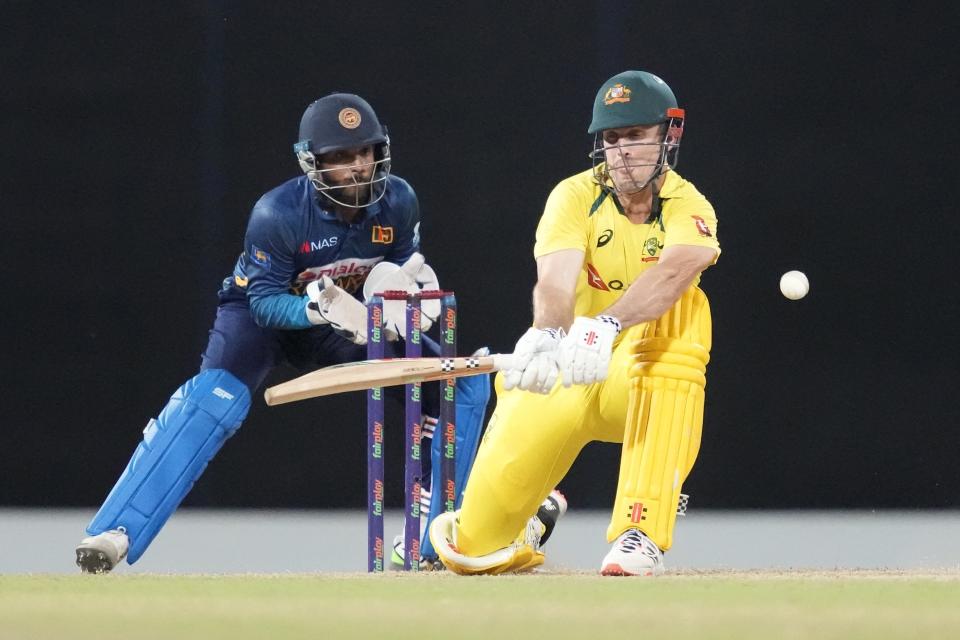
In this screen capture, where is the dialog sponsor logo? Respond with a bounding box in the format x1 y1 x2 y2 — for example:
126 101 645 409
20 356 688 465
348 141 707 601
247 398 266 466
295 256 382 293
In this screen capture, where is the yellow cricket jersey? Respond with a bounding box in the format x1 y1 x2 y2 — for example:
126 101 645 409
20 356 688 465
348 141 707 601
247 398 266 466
534 168 720 318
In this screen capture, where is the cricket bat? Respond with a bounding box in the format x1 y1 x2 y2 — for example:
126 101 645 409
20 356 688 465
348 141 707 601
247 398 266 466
264 354 512 405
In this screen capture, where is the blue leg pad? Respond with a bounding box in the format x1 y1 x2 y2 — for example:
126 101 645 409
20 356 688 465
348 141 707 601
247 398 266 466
86 369 250 564
421 372 491 560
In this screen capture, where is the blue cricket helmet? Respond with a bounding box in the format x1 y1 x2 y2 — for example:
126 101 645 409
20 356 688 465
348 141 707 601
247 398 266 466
293 93 392 208
296 93 389 155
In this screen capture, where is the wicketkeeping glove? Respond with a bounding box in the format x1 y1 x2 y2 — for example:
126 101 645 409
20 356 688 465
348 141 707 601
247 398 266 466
306 276 397 344
502 327 565 394
557 315 621 386
362 252 441 338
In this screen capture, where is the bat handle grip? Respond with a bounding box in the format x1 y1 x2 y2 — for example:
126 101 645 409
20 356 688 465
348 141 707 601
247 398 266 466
490 353 514 372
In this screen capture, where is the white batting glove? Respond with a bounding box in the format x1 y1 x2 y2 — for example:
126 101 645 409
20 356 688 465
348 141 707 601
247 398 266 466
362 252 441 337
306 276 397 345
557 315 621 386
502 327 564 394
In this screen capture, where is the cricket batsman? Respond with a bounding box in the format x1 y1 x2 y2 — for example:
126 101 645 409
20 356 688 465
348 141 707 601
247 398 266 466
75 93 526 573
430 70 720 576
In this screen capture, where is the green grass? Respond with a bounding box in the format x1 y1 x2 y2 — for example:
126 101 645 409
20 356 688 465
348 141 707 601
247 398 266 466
1 571 958 640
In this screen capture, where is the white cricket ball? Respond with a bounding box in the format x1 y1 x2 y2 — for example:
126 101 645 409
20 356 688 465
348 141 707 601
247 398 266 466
779 270 809 300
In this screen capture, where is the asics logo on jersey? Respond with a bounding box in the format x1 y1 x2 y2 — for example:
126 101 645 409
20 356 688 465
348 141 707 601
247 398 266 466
597 229 613 248
298 236 339 253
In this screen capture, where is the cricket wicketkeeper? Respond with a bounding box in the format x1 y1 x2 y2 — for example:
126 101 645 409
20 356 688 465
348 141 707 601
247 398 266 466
430 70 721 576
75 93 513 572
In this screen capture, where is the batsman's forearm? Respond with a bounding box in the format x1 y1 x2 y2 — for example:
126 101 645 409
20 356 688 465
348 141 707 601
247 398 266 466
603 263 696 329
532 281 576 331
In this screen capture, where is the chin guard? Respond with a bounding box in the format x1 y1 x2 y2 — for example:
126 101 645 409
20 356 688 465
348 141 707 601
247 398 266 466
294 141 392 209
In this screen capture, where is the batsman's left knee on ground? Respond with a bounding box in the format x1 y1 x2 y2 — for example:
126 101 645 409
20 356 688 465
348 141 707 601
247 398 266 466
447 338 637 560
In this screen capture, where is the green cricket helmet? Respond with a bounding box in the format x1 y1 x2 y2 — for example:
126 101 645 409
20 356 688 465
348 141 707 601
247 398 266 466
588 71 685 194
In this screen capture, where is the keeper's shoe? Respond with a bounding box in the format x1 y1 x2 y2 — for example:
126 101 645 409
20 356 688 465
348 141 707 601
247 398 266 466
390 534 443 571
75 527 129 574
390 534 405 568
599 528 664 576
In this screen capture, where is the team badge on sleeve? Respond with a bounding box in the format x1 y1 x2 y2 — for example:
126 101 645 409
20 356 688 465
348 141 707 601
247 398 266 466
250 245 272 269
690 215 713 238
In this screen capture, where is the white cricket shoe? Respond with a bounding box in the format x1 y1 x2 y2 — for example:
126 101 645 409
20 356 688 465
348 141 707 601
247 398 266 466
75 527 129 574
600 528 664 576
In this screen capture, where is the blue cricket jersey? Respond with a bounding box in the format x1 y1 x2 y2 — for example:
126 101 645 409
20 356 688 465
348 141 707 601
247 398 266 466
221 174 421 329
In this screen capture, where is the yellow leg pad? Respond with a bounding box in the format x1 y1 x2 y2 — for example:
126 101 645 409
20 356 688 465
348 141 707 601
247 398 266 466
607 287 711 551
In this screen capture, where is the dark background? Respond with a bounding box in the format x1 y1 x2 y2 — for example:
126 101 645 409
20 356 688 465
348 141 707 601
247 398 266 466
3 2 957 511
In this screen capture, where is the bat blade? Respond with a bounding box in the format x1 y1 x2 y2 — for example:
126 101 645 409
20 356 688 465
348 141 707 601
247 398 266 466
264 354 511 405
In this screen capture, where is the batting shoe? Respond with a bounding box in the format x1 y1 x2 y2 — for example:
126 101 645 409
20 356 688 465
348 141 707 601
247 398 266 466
535 489 567 547
505 489 567 573
75 527 129 574
504 513 548 573
600 528 665 577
